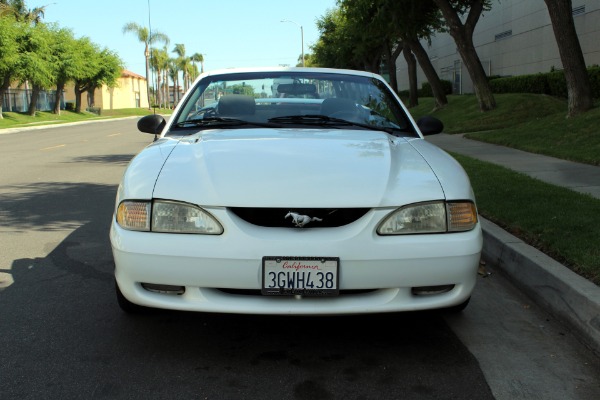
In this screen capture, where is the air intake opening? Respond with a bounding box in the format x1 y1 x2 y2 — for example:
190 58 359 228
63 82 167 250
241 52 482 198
411 285 454 296
141 283 185 295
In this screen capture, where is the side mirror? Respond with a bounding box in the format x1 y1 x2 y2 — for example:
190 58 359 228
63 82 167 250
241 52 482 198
137 114 166 135
416 116 444 136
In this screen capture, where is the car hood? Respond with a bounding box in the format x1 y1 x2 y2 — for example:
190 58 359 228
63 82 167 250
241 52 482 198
151 129 445 208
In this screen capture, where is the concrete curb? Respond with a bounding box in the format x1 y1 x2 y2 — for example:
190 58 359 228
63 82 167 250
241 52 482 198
481 218 600 355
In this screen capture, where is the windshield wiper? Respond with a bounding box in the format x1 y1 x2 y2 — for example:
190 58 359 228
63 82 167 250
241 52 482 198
175 117 279 129
268 114 402 135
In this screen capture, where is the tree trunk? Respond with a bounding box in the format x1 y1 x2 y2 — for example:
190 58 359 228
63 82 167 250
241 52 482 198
544 0 593 116
0 76 11 119
387 41 403 94
74 83 84 113
406 38 448 110
145 44 151 109
403 42 419 108
27 85 40 116
156 72 162 108
53 81 65 115
434 0 496 111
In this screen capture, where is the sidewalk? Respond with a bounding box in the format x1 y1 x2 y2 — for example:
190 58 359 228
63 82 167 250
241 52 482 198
427 133 600 355
427 133 600 199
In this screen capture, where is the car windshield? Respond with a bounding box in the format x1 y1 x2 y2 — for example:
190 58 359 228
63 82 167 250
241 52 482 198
172 71 416 136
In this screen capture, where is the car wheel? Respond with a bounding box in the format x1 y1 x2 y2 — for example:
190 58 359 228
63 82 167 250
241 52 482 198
115 281 147 314
444 296 471 313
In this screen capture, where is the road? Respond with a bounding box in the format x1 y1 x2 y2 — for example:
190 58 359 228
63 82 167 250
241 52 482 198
0 119 598 399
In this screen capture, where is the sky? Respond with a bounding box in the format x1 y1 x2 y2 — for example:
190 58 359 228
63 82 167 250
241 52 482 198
27 0 338 76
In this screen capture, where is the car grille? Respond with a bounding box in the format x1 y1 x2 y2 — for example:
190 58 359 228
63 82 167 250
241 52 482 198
229 208 370 228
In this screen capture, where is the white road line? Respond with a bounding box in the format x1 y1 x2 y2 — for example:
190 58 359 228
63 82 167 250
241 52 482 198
40 144 66 151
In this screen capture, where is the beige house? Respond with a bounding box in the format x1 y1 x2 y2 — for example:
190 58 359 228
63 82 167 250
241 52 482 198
63 69 149 110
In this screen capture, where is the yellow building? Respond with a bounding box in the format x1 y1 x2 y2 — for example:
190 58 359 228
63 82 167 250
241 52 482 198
63 69 149 110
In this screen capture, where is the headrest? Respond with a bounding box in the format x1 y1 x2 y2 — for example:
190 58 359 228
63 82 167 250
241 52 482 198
218 94 256 116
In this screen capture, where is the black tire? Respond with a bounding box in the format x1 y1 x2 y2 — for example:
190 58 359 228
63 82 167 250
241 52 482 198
443 296 471 313
115 281 148 314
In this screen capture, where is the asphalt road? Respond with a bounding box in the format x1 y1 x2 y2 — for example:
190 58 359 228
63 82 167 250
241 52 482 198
0 119 598 399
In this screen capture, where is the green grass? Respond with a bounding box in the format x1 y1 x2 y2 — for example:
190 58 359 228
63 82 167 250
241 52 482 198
0 108 172 130
453 153 600 285
409 94 600 165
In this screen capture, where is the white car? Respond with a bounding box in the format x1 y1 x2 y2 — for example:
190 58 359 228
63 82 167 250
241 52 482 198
111 67 482 315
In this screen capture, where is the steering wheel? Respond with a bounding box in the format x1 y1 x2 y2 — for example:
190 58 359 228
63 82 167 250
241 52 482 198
203 107 217 118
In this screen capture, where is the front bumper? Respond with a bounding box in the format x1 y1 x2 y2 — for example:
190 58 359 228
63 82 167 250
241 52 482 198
111 208 483 314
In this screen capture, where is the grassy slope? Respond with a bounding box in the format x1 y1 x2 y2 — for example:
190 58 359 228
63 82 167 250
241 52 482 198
409 94 600 165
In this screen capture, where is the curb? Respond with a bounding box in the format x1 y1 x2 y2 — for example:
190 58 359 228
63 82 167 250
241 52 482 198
481 218 600 355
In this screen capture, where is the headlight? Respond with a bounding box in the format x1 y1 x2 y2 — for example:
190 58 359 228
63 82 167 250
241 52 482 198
152 200 223 234
377 201 477 235
116 200 223 234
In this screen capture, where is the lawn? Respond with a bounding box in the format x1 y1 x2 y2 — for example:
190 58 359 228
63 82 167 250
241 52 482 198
0 108 172 130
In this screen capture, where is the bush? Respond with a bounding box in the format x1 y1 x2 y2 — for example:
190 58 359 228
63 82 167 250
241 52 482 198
65 102 75 111
490 66 600 99
419 79 453 97
490 73 549 95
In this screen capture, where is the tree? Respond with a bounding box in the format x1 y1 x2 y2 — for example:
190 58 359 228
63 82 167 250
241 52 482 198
150 47 169 108
0 0 46 24
317 0 446 107
86 49 122 108
544 0 593 116
380 0 447 108
0 17 20 119
312 8 362 70
17 22 55 115
433 0 496 111
122 22 169 109
402 42 419 107
173 43 191 92
72 39 123 113
48 26 79 115
190 52 204 79
168 58 179 106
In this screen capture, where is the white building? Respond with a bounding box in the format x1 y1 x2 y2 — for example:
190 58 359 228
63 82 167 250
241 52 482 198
395 0 600 94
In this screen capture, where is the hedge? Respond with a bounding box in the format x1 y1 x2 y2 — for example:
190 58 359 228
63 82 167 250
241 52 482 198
490 66 600 99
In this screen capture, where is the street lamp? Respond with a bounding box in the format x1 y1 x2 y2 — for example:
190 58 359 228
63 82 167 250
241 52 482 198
281 19 304 67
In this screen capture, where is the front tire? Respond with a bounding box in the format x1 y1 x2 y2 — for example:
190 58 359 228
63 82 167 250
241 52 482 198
115 281 147 314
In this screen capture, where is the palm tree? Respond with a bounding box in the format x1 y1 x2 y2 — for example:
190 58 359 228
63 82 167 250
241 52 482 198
172 43 189 92
122 22 169 108
150 47 169 108
190 53 204 81
168 58 179 106
0 0 46 24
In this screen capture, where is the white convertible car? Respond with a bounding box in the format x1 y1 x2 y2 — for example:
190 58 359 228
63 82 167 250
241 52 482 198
111 67 482 314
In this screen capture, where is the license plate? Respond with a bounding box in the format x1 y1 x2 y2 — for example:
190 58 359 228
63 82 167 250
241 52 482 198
262 256 339 296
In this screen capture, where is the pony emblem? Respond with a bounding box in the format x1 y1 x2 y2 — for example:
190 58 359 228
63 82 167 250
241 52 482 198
285 212 323 228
